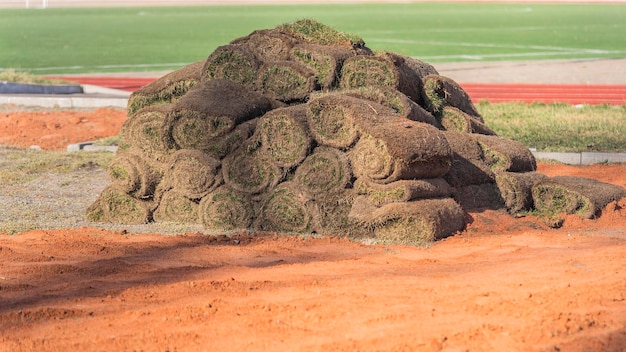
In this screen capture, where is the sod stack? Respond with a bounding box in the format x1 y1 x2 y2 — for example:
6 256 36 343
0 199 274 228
87 19 626 243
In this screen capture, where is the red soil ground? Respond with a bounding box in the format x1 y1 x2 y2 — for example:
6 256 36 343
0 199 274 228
1 108 625 351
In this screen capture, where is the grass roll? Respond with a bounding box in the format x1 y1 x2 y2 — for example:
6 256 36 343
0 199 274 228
349 196 465 245
532 176 626 219
294 146 352 197
86 186 152 224
202 44 260 89
343 86 438 126
230 28 297 61
470 134 537 173
440 106 496 135
199 118 258 160
256 60 318 102
290 43 355 89
152 189 199 224
108 148 163 199
222 142 283 197
256 182 315 233
495 171 547 214
354 178 454 206
160 149 222 200
339 52 422 103
198 185 255 230
349 119 453 184
255 105 313 168
454 183 505 211
121 104 174 163
422 74 482 120
441 131 495 187
306 94 364 149
164 79 274 149
127 60 203 115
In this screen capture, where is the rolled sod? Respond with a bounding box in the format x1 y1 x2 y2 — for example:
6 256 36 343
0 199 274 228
339 52 422 104
108 148 163 199
86 186 152 224
152 189 199 224
454 183 505 211
343 86 438 126
230 28 297 61
353 178 454 207
276 18 366 48
221 142 283 197
256 182 315 233
422 74 482 120
290 43 355 89
127 60 203 115
349 119 453 184
163 79 274 150
495 171 547 214
441 131 495 187
160 149 222 200
310 189 356 235
470 134 537 173
306 94 365 149
532 176 626 219
255 105 313 168
121 104 174 163
202 44 261 89
256 60 318 102
198 185 255 230
349 196 466 244
440 106 496 135
199 118 258 160
294 146 352 197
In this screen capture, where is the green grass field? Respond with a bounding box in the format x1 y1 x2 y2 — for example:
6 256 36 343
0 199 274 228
1 2 625 73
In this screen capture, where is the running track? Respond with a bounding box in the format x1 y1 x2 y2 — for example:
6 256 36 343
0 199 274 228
49 76 626 105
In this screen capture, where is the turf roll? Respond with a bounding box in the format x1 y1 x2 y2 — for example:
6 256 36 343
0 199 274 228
339 52 422 103
198 185 255 230
306 94 365 149
163 79 274 150
108 148 163 199
353 178 454 206
294 146 352 197
120 104 174 163
495 171 547 214
127 60 203 115
230 28 297 61
422 74 482 120
349 197 465 244
86 186 152 224
454 183 505 211
470 134 537 173
440 106 496 135
152 189 199 224
343 86 438 126
256 181 315 233
160 149 222 200
255 105 313 168
199 118 258 160
441 131 495 187
276 18 366 48
202 44 261 89
532 176 626 219
256 60 318 102
349 119 453 184
310 189 356 235
221 142 283 197
290 43 355 89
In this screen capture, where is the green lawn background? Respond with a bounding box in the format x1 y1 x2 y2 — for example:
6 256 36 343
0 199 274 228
1 2 625 74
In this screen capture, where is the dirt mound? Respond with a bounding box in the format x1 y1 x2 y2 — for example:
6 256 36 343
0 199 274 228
89 19 626 244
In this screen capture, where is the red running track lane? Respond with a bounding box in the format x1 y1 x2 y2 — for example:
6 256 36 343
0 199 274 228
48 76 626 105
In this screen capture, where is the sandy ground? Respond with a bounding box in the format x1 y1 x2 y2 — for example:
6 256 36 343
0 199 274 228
0 106 625 351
